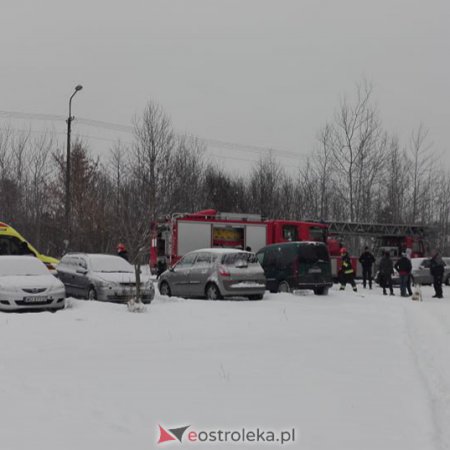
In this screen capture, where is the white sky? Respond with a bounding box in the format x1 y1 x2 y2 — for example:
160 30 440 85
0 0 449 173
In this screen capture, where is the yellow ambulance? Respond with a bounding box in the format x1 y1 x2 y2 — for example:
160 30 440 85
0 222 59 271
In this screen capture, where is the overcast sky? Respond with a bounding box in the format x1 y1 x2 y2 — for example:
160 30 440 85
1 0 449 172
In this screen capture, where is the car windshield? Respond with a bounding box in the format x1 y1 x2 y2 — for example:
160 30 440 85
90 255 133 273
411 258 426 269
0 257 48 276
221 252 258 265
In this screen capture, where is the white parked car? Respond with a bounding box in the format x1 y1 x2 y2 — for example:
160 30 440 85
0 256 66 312
56 253 155 303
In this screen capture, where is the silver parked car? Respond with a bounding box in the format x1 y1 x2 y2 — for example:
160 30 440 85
408 257 450 285
0 256 65 312
56 253 155 303
158 248 266 300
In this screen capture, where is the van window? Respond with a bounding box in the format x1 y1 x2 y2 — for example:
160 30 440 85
256 251 264 265
298 244 330 263
277 245 298 269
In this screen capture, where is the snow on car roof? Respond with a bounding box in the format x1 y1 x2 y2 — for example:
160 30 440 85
65 253 122 258
190 248 250 254
264 240 326 248
0 255 48 276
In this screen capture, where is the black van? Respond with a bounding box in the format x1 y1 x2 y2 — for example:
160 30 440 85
256 241 333 295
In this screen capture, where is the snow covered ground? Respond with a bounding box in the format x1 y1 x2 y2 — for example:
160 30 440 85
1 284 449 450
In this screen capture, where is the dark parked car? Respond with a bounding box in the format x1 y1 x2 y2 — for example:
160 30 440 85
158 248 266 300
256 241 333 295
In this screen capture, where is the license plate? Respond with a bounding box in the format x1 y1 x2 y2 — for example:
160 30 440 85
23 296 48 303
309 268 322 274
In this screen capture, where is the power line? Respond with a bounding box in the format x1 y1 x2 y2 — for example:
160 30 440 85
0 109 307 162
0 124 300 171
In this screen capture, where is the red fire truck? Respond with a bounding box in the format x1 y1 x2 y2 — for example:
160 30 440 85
150 210 429 279
150 209 330 272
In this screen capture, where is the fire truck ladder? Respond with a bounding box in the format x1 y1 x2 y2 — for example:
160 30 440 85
326 221 431 237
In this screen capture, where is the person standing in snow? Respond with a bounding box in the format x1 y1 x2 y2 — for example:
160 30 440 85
339 248 357 292
404 248 413 296
117 243 129 261
359 246 375 289
394 252 412 297
378 251 394 295
156 257 167 279
430 250 445 298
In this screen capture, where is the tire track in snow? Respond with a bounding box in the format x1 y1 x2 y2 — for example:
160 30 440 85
402 301 450 450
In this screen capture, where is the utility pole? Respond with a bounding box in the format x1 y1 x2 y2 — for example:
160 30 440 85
65 84 83 249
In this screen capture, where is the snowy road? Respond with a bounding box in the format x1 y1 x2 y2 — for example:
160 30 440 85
0 285 449 450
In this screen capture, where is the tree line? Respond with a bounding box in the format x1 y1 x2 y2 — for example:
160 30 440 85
1 81 449 259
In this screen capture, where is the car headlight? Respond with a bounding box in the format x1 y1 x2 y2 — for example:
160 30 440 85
96 279 112 288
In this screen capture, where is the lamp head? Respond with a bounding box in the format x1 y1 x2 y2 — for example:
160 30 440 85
75 85 83 92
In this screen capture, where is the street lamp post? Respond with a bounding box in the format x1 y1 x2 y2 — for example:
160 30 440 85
65 84 83 248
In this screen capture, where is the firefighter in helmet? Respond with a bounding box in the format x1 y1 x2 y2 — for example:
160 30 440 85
117 243 129 261
339 247 357 292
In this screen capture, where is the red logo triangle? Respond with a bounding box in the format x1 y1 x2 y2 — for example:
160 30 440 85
158 425 176 444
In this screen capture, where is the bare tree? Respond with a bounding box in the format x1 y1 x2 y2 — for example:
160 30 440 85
248 153 283 218
407 124 434 223
132 101 175 223
323 80 386 222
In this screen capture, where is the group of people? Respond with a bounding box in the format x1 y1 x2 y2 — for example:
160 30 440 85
338 246 377 293
339 246 445 298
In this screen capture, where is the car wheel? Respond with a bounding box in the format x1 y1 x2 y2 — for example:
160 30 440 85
88 287 97 300
314 287 329 295
278 281 290 293
206 283 222 300
159 282 172 297
248 294 264 300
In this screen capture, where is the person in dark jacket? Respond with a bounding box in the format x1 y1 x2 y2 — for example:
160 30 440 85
156 258 168 279
359 246 376 289
117 243 129 261
378 251 394 295
394 252 412 297
430 251 445 298
339 248 357 292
